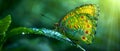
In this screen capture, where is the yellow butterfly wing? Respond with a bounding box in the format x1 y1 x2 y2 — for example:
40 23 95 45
75 4 99 17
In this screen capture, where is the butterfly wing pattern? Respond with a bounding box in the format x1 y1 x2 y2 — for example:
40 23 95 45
59 4 99 44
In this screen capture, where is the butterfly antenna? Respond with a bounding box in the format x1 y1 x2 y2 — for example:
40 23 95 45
77 44 86 51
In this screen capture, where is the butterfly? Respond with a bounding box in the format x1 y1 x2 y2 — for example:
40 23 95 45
58 4 99 45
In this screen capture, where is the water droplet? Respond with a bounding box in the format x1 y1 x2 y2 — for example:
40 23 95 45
22 32 25 35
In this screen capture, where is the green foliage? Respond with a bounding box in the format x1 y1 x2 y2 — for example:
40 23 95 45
8 27 37 38
0 15 83 51
0 15 11 33
9 27 73 45
0 15 11 50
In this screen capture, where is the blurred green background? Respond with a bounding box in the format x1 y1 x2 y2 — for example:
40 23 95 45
0 0 120 51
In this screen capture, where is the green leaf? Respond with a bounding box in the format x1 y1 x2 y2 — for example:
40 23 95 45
9 27 86 51
0 15 11 41
0 15 11 50
9 27 74 45
8 27 37 38
0 15 11 33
